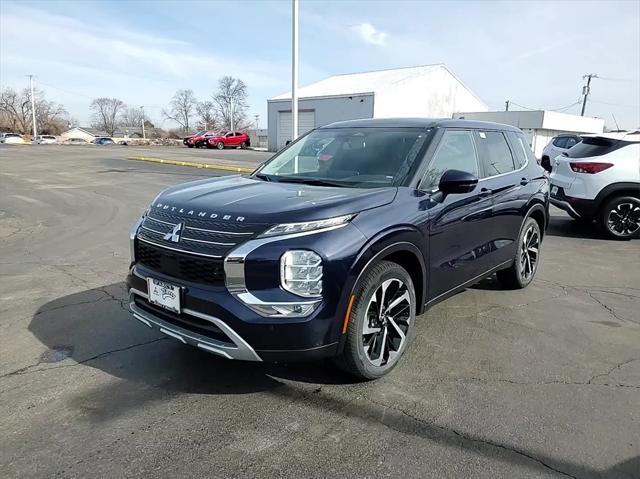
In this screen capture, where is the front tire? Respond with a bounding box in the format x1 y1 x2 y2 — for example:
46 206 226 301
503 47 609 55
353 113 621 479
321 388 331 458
599 196 640 240
335 261 416 380
497 217 541 289
217 141 225 150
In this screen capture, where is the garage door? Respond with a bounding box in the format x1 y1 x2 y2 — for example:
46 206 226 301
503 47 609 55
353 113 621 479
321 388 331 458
277 110 315 150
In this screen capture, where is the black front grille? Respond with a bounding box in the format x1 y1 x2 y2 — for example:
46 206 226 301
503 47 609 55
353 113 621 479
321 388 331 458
136 240 225 285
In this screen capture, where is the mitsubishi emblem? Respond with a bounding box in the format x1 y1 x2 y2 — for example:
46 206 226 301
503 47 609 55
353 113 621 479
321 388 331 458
163 222 184 243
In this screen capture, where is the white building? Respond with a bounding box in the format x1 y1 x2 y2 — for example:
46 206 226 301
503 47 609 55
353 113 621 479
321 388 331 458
59 127 108 142
454 110 605 158
267 64 487 151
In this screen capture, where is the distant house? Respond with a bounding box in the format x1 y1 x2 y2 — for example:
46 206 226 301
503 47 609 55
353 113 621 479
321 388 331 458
60 127 108 142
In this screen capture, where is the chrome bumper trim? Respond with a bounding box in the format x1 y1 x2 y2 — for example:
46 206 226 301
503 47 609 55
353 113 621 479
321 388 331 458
128 288 262 362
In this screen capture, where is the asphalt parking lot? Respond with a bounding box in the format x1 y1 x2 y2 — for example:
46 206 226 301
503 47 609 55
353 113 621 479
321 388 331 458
1 145 639 478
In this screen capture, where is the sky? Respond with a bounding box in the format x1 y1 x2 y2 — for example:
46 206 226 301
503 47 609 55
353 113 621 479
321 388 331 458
1 0 639 130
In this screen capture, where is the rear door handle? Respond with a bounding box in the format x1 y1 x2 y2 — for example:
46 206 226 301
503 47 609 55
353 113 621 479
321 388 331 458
520 177 530 186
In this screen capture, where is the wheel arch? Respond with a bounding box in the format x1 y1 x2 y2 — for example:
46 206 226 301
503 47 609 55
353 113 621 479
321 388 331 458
594 182 640 212
524 201 548 239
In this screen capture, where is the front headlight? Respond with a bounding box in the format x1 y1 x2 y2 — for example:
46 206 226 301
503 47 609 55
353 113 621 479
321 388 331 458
260 214 354 238
280 250 322 297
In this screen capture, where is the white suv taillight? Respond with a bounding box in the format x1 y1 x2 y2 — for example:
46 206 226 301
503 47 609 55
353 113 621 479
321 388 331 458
569 162 613 174
280 250 322 297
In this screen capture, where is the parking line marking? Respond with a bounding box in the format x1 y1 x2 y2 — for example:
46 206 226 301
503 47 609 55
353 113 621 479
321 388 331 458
126 156 254 173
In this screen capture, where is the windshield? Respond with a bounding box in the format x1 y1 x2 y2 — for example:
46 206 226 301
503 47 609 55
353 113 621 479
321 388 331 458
256 127 429 188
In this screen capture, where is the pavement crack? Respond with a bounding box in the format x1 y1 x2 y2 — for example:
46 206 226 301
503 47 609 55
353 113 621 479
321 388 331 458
588 358 640 385
360 394 578 479
0 337 166 379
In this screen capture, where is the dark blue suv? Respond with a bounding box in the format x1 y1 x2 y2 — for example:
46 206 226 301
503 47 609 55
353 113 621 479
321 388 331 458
127 118 548 379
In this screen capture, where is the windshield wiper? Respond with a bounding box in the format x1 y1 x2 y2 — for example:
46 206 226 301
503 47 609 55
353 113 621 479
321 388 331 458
254 173 272 182
274 177 352 187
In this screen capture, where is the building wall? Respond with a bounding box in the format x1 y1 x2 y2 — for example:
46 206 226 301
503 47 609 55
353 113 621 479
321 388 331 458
267 94 374 151
374 66 488 118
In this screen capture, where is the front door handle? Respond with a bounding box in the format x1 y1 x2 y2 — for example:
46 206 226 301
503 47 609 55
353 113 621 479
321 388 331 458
479 187 493 197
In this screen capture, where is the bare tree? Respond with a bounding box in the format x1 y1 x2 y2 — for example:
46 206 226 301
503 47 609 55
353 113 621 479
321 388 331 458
212 76 250 130
90 97 126 135
162 89 197 133
119 106 145 127
195 100 217 131
0 87 68 135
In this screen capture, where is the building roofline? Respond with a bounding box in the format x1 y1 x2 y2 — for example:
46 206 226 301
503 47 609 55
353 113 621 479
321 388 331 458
268 92 374 102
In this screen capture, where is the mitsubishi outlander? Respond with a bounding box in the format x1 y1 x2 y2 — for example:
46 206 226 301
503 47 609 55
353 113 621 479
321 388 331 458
127 119 549 379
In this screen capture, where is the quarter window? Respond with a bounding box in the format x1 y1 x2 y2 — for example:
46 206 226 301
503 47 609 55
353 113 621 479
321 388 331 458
420 130 478 190
477 131 516 176
553 137 568 148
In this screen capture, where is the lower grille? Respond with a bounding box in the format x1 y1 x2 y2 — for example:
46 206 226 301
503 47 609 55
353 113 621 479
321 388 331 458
136 240 225 285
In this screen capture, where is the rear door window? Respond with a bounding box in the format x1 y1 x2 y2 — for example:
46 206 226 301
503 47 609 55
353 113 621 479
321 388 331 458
553 137 568 148
475 131 516 177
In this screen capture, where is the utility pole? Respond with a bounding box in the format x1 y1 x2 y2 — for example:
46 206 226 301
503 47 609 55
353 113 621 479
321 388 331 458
27 75 37 140
230 97 234 131
505 100 510 112
254 114 259 130
140 106 146 139
291 0 299 141
580 74 598 116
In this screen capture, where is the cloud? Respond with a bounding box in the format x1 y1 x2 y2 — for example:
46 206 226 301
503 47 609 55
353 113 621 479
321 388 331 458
352 23 388 46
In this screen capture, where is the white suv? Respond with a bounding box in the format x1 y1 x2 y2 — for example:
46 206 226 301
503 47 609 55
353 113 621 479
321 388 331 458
550 131 640 239
541 134 581 172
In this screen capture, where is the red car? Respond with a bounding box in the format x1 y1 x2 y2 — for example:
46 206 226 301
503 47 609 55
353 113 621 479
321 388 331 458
206 131 250 150
184 130 222 148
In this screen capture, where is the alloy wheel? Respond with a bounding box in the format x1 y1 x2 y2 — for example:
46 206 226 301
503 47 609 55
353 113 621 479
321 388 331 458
607 202 640 237
362 278 411 367
520 225 539 281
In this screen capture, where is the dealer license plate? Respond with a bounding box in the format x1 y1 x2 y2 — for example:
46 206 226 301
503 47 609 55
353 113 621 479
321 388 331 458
147 278 181 313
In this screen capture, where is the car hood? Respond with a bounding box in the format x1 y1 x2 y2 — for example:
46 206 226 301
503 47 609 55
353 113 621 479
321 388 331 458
151 175 397 224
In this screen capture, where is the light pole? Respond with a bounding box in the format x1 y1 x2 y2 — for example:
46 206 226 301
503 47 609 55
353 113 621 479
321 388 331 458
230 97 234 131
140 106 146 139
255 114 259 130
291 0 299 141
28 75 37 140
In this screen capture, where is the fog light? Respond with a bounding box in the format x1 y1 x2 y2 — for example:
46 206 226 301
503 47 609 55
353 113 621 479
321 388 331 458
281 250 323 297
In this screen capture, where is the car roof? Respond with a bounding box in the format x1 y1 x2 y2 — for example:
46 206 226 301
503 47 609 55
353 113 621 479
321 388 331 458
321 117 521 132
581 130 640 143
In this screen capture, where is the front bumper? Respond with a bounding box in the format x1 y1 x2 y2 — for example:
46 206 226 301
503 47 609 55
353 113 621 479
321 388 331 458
127 266 340 362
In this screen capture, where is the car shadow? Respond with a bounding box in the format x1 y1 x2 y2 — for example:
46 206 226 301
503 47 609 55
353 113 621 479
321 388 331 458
28 282 359 397
546 214 607 240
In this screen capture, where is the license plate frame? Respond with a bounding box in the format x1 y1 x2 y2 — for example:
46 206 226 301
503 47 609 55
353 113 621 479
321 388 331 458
147 277 182 314
551 185 558 196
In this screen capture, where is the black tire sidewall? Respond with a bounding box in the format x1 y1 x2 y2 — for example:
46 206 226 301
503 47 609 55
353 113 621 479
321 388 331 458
348 262 416 379
514 217 540 288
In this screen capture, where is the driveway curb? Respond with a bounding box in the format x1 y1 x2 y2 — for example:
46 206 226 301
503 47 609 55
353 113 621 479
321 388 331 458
126 156 255 173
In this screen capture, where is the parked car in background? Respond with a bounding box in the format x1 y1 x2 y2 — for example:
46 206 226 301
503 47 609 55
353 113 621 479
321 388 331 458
67 138 88 145
541 135 581 172
206 131 250 149
182 130 206 148
1 133 25 144
550 131 640 239
127 118 548 379
35 135 57 144
93 137 115 145
118 140 128 145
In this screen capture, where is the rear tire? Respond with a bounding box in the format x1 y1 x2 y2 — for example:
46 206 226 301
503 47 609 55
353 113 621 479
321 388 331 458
240 141 247 149
334 261 416 380
598 196 640 240
497 217 541 289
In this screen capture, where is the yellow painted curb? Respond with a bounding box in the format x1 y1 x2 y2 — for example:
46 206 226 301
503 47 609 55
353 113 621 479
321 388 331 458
127 156 254 173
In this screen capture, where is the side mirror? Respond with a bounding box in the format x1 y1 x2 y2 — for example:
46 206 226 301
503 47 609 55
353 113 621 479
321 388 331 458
438 169 478 195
